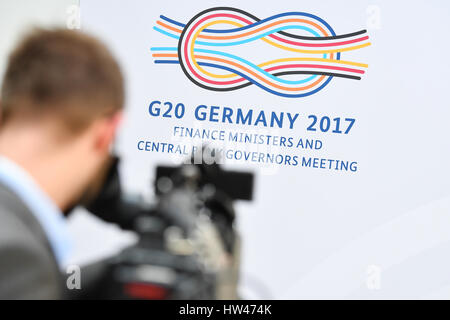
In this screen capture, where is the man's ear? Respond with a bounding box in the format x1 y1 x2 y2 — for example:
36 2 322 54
94 111 123 153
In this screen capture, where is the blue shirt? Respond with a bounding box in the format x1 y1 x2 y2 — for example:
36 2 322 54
0 156 72 268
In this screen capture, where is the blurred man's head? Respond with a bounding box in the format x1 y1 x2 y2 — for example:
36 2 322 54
0 28 124 210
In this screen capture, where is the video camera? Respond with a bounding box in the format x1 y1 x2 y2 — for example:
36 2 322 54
80 150 254 299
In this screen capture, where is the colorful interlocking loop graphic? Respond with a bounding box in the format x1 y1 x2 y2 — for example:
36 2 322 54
151 7 371 98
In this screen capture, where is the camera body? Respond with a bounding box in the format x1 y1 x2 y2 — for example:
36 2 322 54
82 155 253 299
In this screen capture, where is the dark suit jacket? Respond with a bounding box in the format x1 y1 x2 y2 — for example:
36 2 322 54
0 183 63 299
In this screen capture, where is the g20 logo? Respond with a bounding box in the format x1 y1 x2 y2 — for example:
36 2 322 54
151 7 371 98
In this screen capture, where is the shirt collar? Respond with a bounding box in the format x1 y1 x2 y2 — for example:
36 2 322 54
0 156 73 268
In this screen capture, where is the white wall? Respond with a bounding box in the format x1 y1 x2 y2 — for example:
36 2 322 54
0 0 136 272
